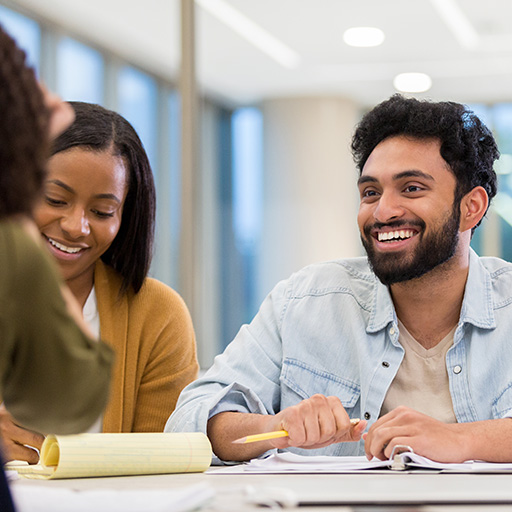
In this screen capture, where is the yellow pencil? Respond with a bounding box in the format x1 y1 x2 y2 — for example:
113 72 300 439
232 418 360 444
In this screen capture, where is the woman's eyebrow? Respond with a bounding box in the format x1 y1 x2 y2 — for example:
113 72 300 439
48 179 122 203
94 193 122 203
48 179 74 193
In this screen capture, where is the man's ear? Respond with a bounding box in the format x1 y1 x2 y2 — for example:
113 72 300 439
459 186 489 232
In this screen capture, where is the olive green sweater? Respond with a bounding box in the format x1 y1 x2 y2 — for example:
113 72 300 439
0 220 113 434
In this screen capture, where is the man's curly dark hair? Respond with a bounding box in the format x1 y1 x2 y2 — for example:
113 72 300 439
0 25 49 219
351 94 499 222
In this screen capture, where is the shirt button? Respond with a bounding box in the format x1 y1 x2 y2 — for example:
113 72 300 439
364 412 371 420
453 365 462 374
382 361 390 368
389 327 396 335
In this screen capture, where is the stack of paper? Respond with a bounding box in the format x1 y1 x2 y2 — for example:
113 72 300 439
6 432 212 479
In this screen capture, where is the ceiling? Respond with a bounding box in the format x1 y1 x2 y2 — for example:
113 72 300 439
9 0 512 107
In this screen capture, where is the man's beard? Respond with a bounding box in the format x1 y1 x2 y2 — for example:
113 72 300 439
361 201 461 286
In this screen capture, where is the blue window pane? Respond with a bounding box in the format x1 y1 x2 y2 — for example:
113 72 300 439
232 107 263 253
57 38 104 104
492 104 512 155
118 66 158 169
0 6 40 72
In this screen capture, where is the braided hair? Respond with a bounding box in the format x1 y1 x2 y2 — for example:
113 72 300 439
0 25 49 219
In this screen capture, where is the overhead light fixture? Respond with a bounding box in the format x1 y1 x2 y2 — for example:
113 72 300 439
393 72 432 93
343 27 385 48
429 0 479 49
195 0 301 69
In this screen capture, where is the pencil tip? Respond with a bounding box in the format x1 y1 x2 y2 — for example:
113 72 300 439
232 438 246 444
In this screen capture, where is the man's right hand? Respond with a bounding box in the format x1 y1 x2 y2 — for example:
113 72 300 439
207 394 366 462
0 404 44 464
264 394 366 450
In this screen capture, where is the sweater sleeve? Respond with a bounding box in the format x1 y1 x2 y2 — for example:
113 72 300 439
0 223 114 434
130 282 199 432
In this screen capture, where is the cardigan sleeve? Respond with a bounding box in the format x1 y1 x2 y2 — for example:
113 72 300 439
130 281 199 432
95 261 198 433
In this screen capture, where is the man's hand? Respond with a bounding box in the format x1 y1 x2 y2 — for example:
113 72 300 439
264 394 366 450
0 405 44 464
363 406 467 463
207 395 367 462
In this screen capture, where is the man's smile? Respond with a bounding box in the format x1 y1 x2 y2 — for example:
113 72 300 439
375 229 417 242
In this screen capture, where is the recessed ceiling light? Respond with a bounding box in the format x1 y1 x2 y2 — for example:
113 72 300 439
393 72 432 93
343 27 385 48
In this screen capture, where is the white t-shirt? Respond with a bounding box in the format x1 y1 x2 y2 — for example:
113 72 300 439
380 320 457 423
82 286 103 433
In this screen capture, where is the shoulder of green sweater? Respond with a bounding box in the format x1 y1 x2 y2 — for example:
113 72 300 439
0 219 62 290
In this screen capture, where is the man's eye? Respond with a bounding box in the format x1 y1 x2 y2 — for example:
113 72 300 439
405 185 422 193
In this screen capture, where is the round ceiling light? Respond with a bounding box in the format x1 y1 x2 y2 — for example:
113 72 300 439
343 27 385 47
393 72 432 93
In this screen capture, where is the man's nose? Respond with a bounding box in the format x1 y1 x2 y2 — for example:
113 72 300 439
373 192 405 223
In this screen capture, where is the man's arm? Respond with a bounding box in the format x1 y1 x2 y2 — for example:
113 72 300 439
364 406 512 462
207 394 367 462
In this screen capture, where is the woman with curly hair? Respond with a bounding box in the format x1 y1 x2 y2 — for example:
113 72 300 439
0 25 113 509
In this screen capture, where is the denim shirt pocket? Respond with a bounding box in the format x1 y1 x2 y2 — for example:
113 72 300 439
280 357 360 413
492 382 512 419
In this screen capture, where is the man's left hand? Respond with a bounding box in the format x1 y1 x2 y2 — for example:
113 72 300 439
363 406 467 463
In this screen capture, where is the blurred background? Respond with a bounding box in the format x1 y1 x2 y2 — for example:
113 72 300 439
2 0 512 367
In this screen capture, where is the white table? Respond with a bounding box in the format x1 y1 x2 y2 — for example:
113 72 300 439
10 468 512 511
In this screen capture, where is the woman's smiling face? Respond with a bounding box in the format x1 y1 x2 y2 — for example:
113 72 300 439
34 147 128 290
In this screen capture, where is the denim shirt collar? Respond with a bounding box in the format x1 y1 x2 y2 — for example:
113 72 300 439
367 277 395 334
366 247 495 334
460 247 495 329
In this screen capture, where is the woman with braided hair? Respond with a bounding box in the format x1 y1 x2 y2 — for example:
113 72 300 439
0 25 113 504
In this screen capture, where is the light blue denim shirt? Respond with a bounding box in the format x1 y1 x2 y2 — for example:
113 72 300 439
166 248 512 458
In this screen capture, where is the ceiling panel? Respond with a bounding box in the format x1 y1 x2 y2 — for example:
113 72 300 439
9 0 512 107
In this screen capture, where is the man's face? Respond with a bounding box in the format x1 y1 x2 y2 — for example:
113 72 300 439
357 135 460 286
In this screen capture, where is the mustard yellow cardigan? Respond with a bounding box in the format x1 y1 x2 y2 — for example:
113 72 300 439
94 261 198 432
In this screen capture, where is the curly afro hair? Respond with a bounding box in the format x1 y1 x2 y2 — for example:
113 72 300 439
0 25 49 219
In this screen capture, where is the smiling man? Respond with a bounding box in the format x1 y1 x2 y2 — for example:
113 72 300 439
167 95 512 464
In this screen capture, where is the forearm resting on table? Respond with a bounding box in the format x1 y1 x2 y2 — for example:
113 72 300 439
207 411 273 462
460 418 512 462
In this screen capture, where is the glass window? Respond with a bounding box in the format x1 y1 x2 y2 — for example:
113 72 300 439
222 106 263 334
491 103 512 262
56 37 104 104
0 5 40 71
118 66 158 169
492 104 512 155
232 108 263 254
